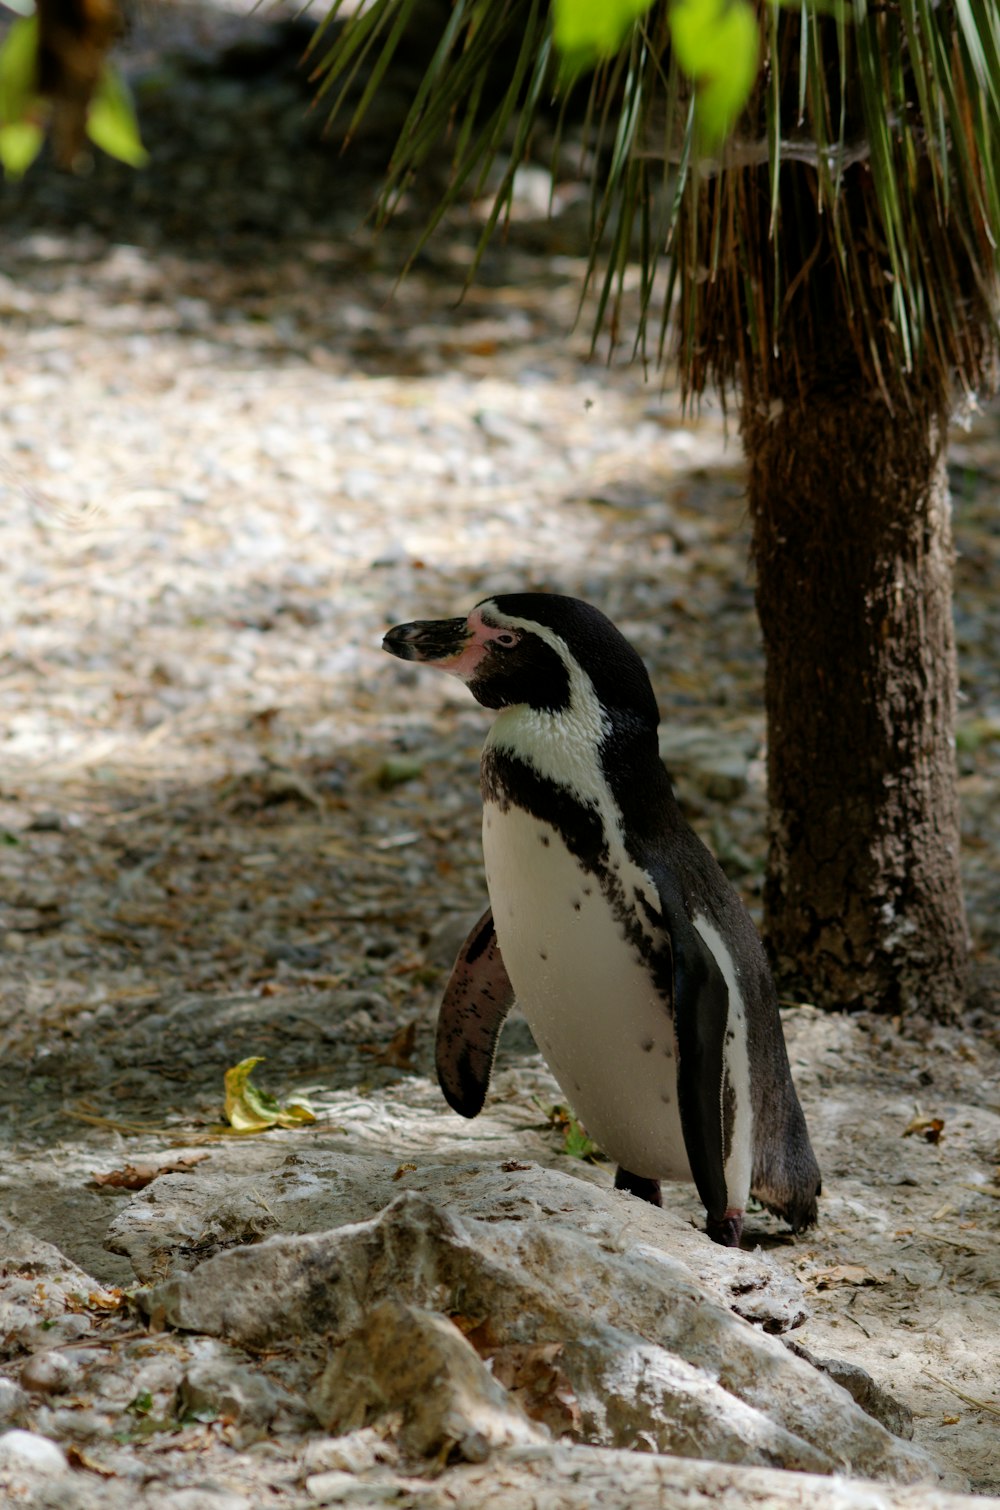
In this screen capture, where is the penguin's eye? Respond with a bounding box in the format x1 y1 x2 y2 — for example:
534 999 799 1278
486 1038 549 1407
493 631 518 649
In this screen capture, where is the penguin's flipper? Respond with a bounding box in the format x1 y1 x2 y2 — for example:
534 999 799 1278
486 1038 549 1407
436 907 515 1119
670 923 740 1242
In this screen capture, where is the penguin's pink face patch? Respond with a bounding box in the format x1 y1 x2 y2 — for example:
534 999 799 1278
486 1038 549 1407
439 608 520 682
381 607 520 680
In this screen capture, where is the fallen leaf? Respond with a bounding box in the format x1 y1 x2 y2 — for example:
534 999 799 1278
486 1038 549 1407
223 1056 316 1132
902 1115 944 1143
87 1288 127 1311
63 1287 127 1314
359 1020 417 1069
91 1152 209 1190
66 1445 117 1476
489 1341 582 1436
451 1315 498 1352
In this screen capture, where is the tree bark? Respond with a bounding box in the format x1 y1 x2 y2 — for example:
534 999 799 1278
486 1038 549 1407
742 375 968 1020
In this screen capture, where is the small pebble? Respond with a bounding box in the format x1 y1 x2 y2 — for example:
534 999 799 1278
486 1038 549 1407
20 1350 81 1396
0 1428 68 1475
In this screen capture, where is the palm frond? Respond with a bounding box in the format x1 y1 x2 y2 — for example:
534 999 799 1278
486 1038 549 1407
310 0 1000 402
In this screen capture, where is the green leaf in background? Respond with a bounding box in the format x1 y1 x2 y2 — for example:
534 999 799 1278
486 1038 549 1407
0 117 42 175
0 13 43 177
86 64 148 166
561 1114 602 1162
223 1056 317 1133
0 13 38 124
552 0 655 74
668 0 760 145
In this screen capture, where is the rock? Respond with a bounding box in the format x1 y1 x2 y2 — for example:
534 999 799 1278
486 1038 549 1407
105 1171 281 1282
304 1473 411 1506
180 1354 282 1432
106 1151 400 1283
784 1340 914 1440
371 1445 999 1508
19 1350 82 1397
311 1300 546 1460
144 1183 943 1485
16 1316 93 1351
725 1272 808 1334
0 1220 99 1292
0 1222 103 1355
0 1428 69 1475
0 1379 28 1426
146 1493 252 1510
301 1429 394 1475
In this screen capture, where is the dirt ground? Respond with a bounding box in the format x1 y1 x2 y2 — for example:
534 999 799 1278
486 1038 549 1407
1 0 999 1501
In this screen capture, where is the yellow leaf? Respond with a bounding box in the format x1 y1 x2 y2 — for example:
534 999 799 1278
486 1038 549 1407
902 1114 944 1143
223 1056 316 1133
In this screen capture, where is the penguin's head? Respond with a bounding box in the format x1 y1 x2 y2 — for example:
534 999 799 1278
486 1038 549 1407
383 593 660 728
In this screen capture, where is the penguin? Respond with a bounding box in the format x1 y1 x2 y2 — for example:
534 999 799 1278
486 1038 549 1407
383 593 821 1246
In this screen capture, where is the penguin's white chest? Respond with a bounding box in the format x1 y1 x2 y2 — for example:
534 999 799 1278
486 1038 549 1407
482 800 693 1182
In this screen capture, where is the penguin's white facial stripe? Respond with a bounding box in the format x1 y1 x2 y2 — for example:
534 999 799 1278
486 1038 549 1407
480 602 663 928
479 605 608 803
692 914 753 1212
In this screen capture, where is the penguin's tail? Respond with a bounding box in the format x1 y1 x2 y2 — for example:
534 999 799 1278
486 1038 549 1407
751 1100 822 1232
752 1177 821 1233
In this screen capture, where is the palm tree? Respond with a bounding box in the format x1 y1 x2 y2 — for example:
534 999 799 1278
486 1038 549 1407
313 0 1000 1020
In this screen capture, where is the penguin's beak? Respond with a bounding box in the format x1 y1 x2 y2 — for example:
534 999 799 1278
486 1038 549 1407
383 616 472 666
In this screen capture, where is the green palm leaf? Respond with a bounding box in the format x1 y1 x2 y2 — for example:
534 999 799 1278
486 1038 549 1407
311 0 1000 400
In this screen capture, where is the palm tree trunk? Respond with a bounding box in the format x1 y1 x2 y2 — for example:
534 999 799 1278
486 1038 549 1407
742 375 968 1020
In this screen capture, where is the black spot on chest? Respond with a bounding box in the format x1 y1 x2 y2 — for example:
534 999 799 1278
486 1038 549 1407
481 745 677 1017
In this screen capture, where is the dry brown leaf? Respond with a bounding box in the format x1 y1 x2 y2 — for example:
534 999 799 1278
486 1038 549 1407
66 1444 117 1476
902 1115 945 1143
64 1287 127 1314
91 1152 209 1191
360 1019 417 1069
452 1316 499 1353
489 1341 582 1436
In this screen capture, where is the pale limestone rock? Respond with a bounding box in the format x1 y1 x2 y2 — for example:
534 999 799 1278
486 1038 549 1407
397 1445 995 1510
145 1186 942 1486
0 1428 69 1476
311 1300 546 1459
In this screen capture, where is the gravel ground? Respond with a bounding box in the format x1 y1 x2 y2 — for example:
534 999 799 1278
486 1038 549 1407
1 1 999 1502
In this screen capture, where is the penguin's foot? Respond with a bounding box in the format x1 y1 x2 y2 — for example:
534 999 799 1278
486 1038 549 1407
614 1167 663 1207
706 1209 744 1247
